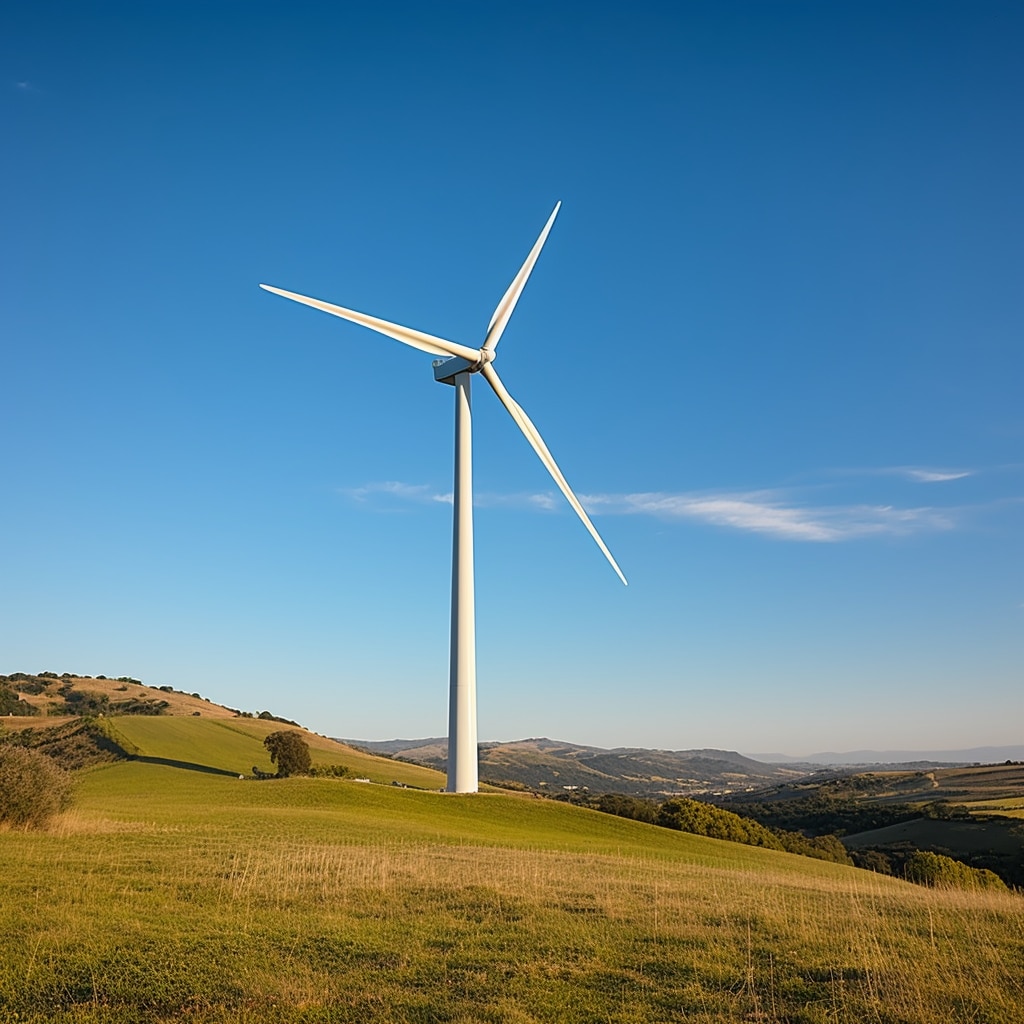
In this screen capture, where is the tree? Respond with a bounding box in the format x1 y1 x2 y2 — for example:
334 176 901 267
0 746 74 828
263 730 312 777
656 798 785 850
904 850 1007 891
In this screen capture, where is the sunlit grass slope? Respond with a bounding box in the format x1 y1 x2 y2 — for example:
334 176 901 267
2 743 1022 1022
106 714 447 789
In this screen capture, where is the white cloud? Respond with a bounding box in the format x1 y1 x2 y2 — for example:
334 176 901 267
828 465 973 484
901 467 971 483
341 481 958 541
581 490 955 541
341 482 565 510
342 481 451 505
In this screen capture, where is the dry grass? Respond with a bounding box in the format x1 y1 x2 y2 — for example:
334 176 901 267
1 761 1022 1023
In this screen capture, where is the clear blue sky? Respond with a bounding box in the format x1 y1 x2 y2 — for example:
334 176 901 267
3 1 1021 756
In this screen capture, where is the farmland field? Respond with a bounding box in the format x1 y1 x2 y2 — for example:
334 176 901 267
2 718 1023 1023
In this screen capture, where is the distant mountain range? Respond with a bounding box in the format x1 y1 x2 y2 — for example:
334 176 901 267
343 737 811 798
342 736 1024 797
748 745 1024 766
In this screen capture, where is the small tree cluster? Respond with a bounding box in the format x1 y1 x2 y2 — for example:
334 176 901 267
0 682 38 716
263 730 312 777
309 763 351 779
657 798 786 850
0 746 74 829
904 850 1007 891
596 793 658 823
592 794 853 865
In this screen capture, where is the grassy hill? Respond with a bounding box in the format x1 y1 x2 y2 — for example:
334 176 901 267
2 695 1023 1021
0 673 447 788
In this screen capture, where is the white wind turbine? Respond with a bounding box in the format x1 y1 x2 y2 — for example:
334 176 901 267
261 203 626 793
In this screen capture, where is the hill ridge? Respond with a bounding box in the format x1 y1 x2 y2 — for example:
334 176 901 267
344 735 810 797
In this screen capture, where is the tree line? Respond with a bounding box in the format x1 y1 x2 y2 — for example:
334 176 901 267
580 792 1009 890
585 793 852 864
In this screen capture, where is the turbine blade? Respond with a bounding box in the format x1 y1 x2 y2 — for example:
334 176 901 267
260 284 482 362
481 363 627 585
482 202 561 353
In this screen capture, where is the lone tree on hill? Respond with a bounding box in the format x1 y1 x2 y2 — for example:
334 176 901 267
263 730 312 777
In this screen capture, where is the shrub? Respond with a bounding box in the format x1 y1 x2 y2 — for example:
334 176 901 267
0 747 74 828
263 730 312 777
849 848 895 875
656 798 785 850
309 764 351 779
596 793 658 824
905 850 1007 891
0 684 38 716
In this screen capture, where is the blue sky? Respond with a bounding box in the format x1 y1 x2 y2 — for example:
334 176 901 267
3 1 1021 756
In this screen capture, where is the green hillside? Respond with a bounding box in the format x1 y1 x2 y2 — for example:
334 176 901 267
2 716 1022 1023
104 715 447 789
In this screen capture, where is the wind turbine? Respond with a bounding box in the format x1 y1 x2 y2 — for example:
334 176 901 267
260 203 626 793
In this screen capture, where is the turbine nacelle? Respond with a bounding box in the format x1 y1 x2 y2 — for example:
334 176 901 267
432 350 495 384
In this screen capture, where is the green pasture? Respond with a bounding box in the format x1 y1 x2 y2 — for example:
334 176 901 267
2 719 1023 1023
965 796 1024 818
105 715 446 789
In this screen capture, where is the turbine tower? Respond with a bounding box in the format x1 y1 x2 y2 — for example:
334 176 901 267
261 203 626 793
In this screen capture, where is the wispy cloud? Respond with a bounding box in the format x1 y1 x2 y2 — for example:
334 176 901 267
341 480 957 541
899 467 971 483
829 465 973 484
342 481 451 505
581 491 955 541
341 482 570 512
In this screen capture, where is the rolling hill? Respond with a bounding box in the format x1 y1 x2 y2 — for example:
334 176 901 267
2 671 1022 1022
0 672 447 788
346 735 810 796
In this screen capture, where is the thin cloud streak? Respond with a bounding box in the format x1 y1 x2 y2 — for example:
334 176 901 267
342 481 957 541
343 482 452 505
341 482 554 509
826 465 973 483
582 491 955 541
901 467 971 483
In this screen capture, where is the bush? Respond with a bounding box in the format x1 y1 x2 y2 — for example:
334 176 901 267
657 798 786 849
772 830 853 865
596 793 659 823
905 850 1007 891
263 730 312 777
0 747 74 828
0 683 38 716
850 848 895 875
309 764 351 779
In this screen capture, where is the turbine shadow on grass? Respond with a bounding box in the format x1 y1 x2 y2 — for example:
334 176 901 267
131 755 241 778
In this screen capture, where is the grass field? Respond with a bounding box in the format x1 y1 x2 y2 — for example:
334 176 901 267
966 797 1024 819
2 717 1023 1023
103 715 447 789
